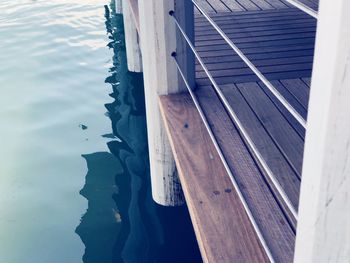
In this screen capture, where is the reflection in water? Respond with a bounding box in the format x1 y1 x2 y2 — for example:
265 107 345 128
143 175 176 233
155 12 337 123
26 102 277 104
76 1 202 262
77 152 122 262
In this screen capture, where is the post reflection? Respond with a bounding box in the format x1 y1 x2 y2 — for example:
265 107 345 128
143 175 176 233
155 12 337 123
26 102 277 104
76 2 202 262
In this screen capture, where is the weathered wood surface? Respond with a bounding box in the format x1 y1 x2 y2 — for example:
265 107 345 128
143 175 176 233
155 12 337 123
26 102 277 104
154 0 316 260
194 0 319 13
138 0 185 206
194 8 316 85
122 0 142 72
181 6 313 260
159 93 269 263
194 86 296 263
221 83 301 209
127 0 139 33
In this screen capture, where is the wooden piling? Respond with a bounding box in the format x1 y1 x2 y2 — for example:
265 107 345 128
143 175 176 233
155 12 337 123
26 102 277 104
122 0 142 72
137 0 194 206
115 0 122 14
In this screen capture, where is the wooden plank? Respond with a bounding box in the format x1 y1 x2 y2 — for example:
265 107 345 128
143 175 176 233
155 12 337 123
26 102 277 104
237 82 305 176
196 38 315 51
196 38 315 52
194 7 309 21
197 44 315 58
301 77 311 87
195 0 216 13
195 17 315 32
159 93 269 263
220 84 301 213
249 0 274 10
196 70 312 85
264 0 289 8
123 0 142 72
198 49 315 64
219 0 245 11
195 56 313 71
234 0 260 11
280 79 310 109
259 81 306 139
206 0 231 12
195 15 314 31
195 32 316 47
195 86 296 263
195 27 316 42
196 63 313 79
195 21 316 37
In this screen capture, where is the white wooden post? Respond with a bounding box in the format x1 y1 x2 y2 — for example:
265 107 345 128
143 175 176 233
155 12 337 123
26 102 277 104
122 0 142 72
294 0 350 262
115 0 123 14
138 0 194 206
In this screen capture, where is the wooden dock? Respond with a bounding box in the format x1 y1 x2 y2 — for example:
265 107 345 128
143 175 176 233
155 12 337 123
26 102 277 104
160 1 316 262
122 0 350 262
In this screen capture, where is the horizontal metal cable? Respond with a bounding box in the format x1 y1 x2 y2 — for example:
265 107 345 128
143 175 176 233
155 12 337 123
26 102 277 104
283 0 318 19
171 13 298 221
192 0 307 129
172 54 275 263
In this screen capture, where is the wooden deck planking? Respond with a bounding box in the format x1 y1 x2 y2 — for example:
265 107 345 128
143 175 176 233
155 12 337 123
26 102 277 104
220 84 301 213
164 3 315 261
193 7 313 247
193 0 318 13
195 86 296 263
195 56 313 71
259 81 306 139
237 82 305 177
159 94 269 263
206 0 231 13
194 8 316 84
220 0 247 11
280 79 310 109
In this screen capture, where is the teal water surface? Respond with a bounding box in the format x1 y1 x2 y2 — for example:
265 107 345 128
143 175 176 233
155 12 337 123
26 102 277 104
0 0 201 262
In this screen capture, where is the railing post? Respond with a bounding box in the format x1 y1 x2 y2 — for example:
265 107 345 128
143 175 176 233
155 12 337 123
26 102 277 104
174 1 196 91
138 0 194 206
122 0 142 72
294 0 350 262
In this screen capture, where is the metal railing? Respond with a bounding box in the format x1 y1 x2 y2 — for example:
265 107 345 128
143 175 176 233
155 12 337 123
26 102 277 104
172 53 275 262
192 0 308 129
170 1 318 261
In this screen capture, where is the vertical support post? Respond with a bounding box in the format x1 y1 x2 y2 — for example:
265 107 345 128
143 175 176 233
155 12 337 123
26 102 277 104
174 1 196 90
122 0 142 72
138 0 194 206
294 0 350 262
115 0 123 14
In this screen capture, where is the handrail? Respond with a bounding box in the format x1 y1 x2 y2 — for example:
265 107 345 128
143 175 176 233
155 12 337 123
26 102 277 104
170 12 298 220
283 0 318 19
192 0 307 129
172 53 275 263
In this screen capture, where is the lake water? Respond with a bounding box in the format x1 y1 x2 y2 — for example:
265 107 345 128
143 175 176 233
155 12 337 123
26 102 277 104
0 0 201 262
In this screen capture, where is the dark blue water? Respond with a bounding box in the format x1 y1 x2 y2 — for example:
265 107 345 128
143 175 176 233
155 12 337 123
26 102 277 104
0 0 201 262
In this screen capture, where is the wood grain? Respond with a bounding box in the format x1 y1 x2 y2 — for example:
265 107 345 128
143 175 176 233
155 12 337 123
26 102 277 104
220 84 301 213
195 86 296 263
127 0 139 33
159 93 269 263
193 0 318 14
